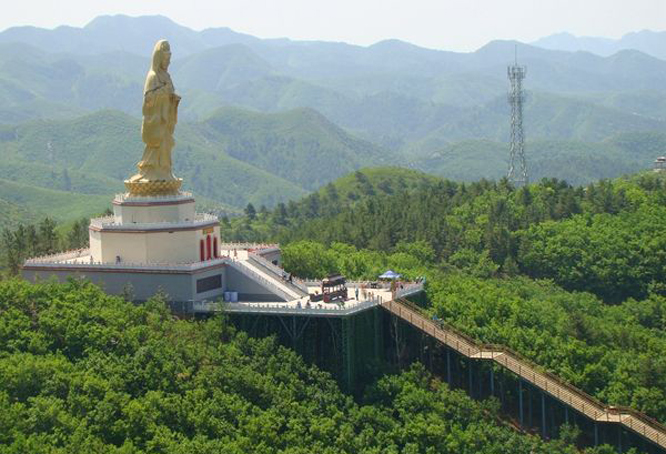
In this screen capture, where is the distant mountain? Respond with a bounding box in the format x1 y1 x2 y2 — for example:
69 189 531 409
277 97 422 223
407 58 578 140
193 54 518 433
404 91 666 158
1 29 665 158
414 131 666 185
532 30 666 61
193 106 391 191
0 13 663 212
0 106 391 223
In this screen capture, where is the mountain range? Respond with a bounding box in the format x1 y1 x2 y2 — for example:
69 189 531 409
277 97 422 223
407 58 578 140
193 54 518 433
0 15 663 226
532 30 666 60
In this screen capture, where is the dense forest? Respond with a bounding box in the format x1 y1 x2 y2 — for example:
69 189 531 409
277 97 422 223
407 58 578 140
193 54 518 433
225 169 665 302
0 279 626 453
221 169 666 423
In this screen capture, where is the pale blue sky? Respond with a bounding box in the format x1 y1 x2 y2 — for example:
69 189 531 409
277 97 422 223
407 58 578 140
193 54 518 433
2 0 664 51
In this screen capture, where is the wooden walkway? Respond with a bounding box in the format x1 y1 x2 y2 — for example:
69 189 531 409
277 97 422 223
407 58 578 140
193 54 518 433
381 299 666 450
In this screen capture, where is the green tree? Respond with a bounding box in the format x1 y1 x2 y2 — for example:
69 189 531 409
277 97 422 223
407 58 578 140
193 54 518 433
244 203 257 221
37 217 58 255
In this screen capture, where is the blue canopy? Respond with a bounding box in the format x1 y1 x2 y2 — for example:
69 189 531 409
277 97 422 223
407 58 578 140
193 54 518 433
379 270 402 280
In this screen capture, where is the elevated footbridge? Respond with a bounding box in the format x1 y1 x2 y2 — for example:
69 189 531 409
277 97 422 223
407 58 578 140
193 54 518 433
382 299 666 452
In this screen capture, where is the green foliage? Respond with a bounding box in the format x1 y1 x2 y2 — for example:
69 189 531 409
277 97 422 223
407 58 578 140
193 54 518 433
412 132 666 186
283 239 666 425
244 203 257 221
0 279 587 453
1 217 92 276
232 169 665 303
518 204 666 301
272 171 666 424
282 240 432 281
427 273 666 421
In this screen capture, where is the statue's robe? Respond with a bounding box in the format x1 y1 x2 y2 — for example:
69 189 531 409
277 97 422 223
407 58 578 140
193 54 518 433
136 40 180 182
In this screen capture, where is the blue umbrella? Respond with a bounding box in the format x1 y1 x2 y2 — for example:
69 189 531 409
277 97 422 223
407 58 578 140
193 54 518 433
379 270 402 280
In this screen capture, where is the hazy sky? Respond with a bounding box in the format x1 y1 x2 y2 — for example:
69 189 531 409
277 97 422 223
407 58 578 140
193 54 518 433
1 0 664 51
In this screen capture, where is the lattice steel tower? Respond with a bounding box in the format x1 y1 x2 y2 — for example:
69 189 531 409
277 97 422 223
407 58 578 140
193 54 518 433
507 52 528 186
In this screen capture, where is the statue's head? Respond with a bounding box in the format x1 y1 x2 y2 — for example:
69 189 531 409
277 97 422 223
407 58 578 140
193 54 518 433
151 39 171 72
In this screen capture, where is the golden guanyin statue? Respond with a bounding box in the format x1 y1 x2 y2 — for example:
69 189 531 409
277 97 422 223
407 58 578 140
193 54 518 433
125 39 182 196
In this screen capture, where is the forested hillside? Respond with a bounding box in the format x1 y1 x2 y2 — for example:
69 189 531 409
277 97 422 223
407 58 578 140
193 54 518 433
225 168 665 302
0 279 619 454
0 107 390 225
413 132 666 186
222 168 666 424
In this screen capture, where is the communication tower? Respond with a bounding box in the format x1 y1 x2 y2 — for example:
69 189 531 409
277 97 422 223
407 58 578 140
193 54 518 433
507 49 528 186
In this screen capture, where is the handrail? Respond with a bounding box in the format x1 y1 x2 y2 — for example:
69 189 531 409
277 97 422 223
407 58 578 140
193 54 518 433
90 213 218 230
239 259 302 300
219 242 279 251
227 260 297 302
24 248 89 263
382 298 666 449
394 282 424 299
25 255 230 272
195 298 383 316
247 252 309 296
114 192 194 203
302 279 393 289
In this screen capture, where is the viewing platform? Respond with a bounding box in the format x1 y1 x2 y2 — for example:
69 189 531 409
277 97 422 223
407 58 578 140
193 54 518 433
23 242 424 317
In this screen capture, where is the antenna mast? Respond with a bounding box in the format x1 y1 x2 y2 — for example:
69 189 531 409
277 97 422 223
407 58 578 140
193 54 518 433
507 46 528 186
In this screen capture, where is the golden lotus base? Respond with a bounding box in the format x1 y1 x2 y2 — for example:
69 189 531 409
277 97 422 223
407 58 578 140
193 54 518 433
124 178 182 196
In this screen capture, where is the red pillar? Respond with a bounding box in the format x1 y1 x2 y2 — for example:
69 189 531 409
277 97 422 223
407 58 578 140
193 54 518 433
206 235 212 260
213 237 219 258
199 239 205 261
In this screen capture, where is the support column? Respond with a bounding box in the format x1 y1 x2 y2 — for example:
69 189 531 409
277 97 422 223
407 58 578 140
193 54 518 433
373 307 381 363
468 359 473 397
541 392 547 438
528 384 533 426
498 370 504 408
594 423 599 446
446 348 452 385
292 316 297 349
341 317 354 391
519 380 524 427
490 367 495 396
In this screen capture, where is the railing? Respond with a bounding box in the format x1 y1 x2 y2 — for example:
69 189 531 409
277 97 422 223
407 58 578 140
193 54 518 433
219 242 279 251
24 250 230 272
382 299 666 450
241 260 303 300
24 248 89 263
227 260 297 302
90 213 218 230
247 252 309 296
301 279 393 290
114 192 194 203
194 297 384 317
394 282 425 299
